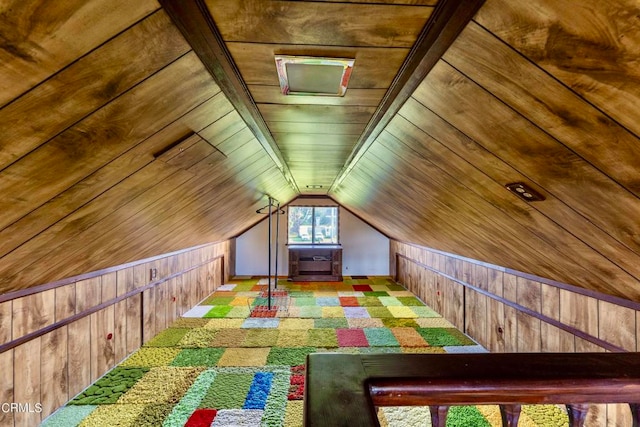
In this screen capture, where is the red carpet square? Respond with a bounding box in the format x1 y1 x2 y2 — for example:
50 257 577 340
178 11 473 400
185 409 217 427
339 297 359 307
288 365 305 400
250 307 278 317
353 285 372 292
336 328 368 347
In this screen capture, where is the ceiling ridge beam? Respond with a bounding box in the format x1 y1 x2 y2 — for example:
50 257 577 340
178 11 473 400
329 0 486 193
160 0 300 194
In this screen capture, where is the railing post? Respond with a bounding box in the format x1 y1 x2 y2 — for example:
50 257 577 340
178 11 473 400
630 403 640 427
566 404 589 427
429 405 449 427
500 404 521 427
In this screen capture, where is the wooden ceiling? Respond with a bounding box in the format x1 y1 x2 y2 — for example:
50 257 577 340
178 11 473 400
3 0 640 304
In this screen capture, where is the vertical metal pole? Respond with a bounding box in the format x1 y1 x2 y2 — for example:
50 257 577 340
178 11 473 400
267 197 272 310
274 203 280 289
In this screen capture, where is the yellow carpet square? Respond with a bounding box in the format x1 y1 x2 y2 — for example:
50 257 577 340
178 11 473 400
230 297 251 306
203 318 244 329
286 306 301 318
388 306 418 318
78 403 146 426
120 348 181 367
217 347 270 367
386 291 415 297
315 291 337 297
212 328 247 347
278 318 314 329
322 307 344 318
284 400 304 427
415 317 454 328
118 367 201 404
277 330 309 347
402 347 446 353
227 306 250 318
347 318 384 328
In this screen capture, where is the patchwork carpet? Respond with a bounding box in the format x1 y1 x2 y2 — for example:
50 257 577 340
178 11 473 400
42 277 568 426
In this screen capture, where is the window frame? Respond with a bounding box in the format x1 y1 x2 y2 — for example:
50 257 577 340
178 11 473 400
287 205 340 245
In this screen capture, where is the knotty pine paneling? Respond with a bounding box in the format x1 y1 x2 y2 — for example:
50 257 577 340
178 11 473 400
206 0 432 47
0 52 219 232
113 300 129 364
474 0 640 145
11 290 55 339
0 349 13 426
392 240 638 426
40 328 68 417
444 20 640 199
90 307 116 382
13 337 41 426
0 10 189 170
1 241 230 425
394 99 640 289
67 316 92 399
0 0 158 107
54 284 76 322
75 277 101 313
0 301 11 344
249 86 386 106
413 60 640 278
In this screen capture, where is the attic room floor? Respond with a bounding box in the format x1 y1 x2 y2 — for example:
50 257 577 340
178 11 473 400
41 276 568 427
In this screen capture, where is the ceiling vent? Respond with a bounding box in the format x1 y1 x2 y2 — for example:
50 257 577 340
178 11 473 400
275 55 354 96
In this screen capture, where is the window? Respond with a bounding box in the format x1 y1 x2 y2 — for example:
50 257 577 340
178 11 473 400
288 206 338 244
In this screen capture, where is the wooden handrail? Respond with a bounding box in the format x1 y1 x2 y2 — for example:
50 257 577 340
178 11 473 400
304 353 640 427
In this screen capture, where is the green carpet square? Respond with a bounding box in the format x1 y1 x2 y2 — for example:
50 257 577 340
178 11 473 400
381 318 420 328
363 291 389 297
359 347 403 354
307 329 338 347
144 328 189 347
417 328 475 346
356 297 382 307
132 403 174 426
293 297 316 306
410 306 440 318
171 348 225 366
366 307 393 318
267 347 317 366
363 328 399 346
69 367 149 405
227 306 251 318
378 296 401 306
203 296 234 305
251 297 269 307
199 373 254 409
204 306 233 318
121 348 181 367
397 296 424 306
314 318 348 328
243 329 279 347
290 291 314 298
178 328 218 348
299 306 323 318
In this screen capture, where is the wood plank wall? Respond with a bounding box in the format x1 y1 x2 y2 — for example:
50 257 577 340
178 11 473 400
391 240 639 426
0 240 232 427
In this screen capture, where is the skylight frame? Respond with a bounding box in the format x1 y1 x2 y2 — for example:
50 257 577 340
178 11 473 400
274 55 355 97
